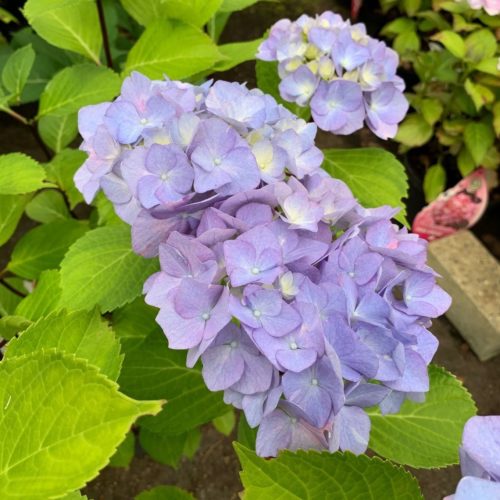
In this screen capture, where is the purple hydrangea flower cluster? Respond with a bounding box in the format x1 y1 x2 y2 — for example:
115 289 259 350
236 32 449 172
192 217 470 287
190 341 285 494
445 416 500 499
257 11 409 139
75 72 450 458
75 72 323 250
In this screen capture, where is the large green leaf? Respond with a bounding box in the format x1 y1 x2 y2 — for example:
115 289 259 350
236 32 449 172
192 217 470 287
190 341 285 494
38 112 78 153
1 44 35 102
368 365 477 468
0 153 46 195
23 0 102 63
25 189 70 223
6 308 123 380
235 444 423 499
322 148 409 224
0 195 30 246
38 64 121 117
119 329 227 435
7 219 89 279
125 20 223 80
15 269 62 321
0 350 162 499
45 149 86 208
255 60 310 120
59 225 158 312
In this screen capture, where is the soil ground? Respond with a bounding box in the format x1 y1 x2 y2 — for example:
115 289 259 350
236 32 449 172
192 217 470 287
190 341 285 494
1 1 499 499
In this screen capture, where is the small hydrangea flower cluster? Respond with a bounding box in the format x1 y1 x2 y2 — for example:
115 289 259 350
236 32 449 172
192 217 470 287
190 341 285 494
75 73 450 458
257 11 409 139
445 416 500 499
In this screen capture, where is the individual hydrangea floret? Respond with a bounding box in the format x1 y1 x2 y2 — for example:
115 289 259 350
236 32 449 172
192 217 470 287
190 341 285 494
466 0 500 16
445 416 500 499
75 71 450 459
257 11 409 139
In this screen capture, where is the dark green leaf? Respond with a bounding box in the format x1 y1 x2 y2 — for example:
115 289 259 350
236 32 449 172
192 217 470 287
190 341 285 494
109 432 135 468
139 427 201 468
119 329 227 435
8 219 89 279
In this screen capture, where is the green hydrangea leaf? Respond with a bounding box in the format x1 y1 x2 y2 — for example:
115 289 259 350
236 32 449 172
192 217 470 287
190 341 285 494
0 350 162 499
463 122 495 166
59 225 158 313
213 409 236 436
0 153 46 195
431 31 465 58
219 0 263 12
0 194 30 246
139 427 201 468
395 114 433 147
119 329 227 435
45 149 86 208
38 112 78 153
113 297 159 352
109 432 135 468
367 365 477 468
15 269 62 321
423 164 446 203
38 64 121 117
1 44 35 102
23 0 102 63
125 20 223 80
7 219 89 279
235 444 423 499
322 148 409 225
6 308 123 381
25 189 70 223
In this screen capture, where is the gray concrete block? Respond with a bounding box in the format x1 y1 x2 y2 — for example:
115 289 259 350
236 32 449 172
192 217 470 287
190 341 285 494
428 230 500 361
